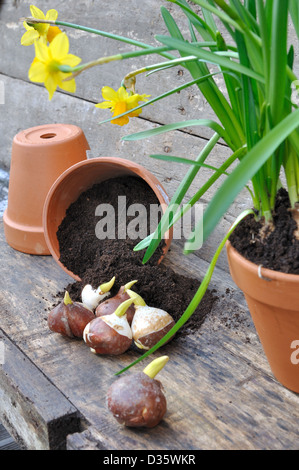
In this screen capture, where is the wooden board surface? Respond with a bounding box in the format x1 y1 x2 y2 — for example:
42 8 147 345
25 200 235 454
0 423 20 450
0 331 81 450
1 219 299 450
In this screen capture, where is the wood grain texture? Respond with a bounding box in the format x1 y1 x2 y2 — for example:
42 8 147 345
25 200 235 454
0 332 81 450
1 218 299 450
0 423 20 450
0 73 251 271
1 0 299 451
0 0 220 143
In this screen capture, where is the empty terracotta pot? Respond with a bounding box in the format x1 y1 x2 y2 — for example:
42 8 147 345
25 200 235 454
226 240 299 393
3 124 89 255
43 157 173 281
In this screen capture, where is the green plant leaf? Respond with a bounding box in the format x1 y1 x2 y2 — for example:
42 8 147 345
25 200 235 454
55 20 176 60
196 108 299 246
122 119 232 146
268 0 288 126
149 153 230 175
156 34 265 83
161 4 245 149
138 133 220 263
171 0 216 40
289 0 299 39
115 208 254 375
134 144 246 255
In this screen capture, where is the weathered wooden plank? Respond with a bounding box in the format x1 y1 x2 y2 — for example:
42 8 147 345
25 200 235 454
1 217 299 450
2 0 298 152
0 0 221 142
67 426 113 451
0 74 251 214
0 331 81 450
0 423 20 450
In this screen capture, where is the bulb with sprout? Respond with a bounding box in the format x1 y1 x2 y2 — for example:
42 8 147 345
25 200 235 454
127 290 175 350
107 356 169 428
81 276 116 310
83 297 134 355
95 279 138 324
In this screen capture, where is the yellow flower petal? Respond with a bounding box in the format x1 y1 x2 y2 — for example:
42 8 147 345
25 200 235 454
117 86 129 101
62 53 82 67
44 74 57 100
58 74 76 93
49 33 69 60
45 9 58 22
111 101 129 126
23 21 33 32
127 93 150 105
30 5 45 20
95 101 113 109
101 86 119 103
34 39 49 62
21 29 39 46
28 60 47 82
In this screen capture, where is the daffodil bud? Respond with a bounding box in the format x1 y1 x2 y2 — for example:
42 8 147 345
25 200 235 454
107 356 169 428
83 297 133 355
127 290 175 350
81 276 115 310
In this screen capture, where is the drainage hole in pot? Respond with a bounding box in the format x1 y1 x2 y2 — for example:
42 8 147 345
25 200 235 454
40 133 57 139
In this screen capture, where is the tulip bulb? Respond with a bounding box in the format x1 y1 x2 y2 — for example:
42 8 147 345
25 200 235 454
48 291 95 338
81 276 115 310
127 290 175 350
83 297 133 355
95 279 138 324
107 356 169 428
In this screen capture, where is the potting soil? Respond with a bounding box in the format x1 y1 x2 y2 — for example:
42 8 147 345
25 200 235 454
229 188 299 274
57 176 216 338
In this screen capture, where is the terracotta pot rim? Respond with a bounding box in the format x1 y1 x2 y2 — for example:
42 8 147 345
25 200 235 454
226 239 299 283
43 157 173 281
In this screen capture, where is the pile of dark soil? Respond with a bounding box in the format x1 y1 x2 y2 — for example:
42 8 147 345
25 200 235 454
229 188 299 274
57 176 217 338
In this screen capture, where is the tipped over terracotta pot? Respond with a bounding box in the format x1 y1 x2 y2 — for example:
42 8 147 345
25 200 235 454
226 240 299 394
43 157 173 281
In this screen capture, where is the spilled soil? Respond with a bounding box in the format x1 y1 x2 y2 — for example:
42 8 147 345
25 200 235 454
56 176 217 339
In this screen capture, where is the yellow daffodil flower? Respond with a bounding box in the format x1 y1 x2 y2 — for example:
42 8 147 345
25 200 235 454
28 32 81 100
95 86 150 126
21 5 59 46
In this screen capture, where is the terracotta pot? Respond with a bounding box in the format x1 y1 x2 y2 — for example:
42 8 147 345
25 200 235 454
43 157 173 281
226 240 299 393
3 124 89 255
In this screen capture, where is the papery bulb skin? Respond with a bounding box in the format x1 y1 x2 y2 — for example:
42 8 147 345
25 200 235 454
131 305 175 350
83 313 132 355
